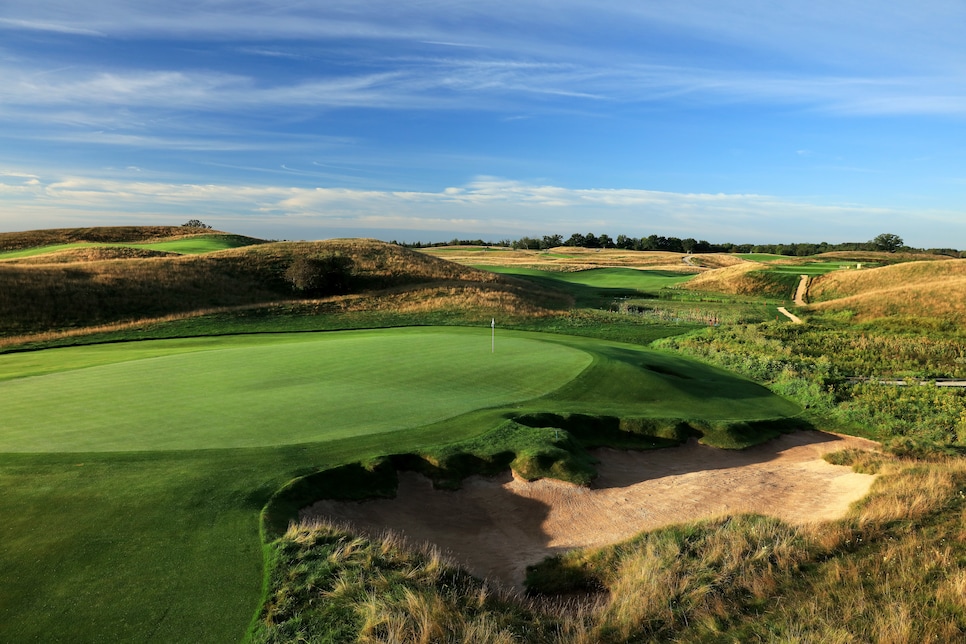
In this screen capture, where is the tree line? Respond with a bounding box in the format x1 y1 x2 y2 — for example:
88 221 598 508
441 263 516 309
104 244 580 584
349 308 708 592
396 232 961 257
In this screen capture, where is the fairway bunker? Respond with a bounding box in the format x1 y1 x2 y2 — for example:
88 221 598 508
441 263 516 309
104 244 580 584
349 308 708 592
303 431 878 590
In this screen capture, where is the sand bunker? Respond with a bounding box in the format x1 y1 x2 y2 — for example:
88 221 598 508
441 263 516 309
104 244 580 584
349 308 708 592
303 431 878 589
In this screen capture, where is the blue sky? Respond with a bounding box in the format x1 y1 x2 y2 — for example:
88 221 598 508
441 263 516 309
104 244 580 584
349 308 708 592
1 1 964 247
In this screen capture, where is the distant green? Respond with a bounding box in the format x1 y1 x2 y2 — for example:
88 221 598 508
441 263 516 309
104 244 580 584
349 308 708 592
477 266 694 306
0 234 256 259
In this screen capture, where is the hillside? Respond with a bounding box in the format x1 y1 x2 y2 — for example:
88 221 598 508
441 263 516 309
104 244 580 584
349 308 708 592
0 232 569 339
0 225 245 252
678 261 799 298
808 259 966 322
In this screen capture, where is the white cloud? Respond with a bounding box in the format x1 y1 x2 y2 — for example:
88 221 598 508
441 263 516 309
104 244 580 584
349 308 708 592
0 171 960 247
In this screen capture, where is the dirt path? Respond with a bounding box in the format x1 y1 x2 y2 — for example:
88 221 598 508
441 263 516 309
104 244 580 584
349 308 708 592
777 306 802 324
303 431 878 590
794 273 809 306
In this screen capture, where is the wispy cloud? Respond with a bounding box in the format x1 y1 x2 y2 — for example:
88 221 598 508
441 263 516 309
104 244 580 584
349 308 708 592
0 171 958 246
3 56 963 130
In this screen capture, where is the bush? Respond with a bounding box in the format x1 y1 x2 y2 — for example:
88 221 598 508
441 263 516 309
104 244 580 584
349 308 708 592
284 255 354 295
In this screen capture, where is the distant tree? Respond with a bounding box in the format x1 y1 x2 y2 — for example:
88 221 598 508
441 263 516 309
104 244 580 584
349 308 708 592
285 255 354 296
597 233 614 249
664 237 684 253
182 219 212 229
615 234 636 249
681 238 698 253
583 233 600 249
871 233 904 252
542 234 563 248
565 233 586 247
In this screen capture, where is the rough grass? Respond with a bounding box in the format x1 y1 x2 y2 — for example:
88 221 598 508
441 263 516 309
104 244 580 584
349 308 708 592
422 246 700 273
255 449 966 643
808 259 966 322
0 238 567 337
679 262 800 298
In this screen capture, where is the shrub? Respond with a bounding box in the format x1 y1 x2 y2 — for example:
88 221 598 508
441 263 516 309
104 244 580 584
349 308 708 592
284 255 355 296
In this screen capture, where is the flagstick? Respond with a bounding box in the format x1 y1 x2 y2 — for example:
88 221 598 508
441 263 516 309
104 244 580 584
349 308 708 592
491 318 495 353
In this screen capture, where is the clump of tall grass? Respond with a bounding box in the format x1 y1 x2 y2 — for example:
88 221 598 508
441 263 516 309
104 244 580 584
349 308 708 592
252 521 563 644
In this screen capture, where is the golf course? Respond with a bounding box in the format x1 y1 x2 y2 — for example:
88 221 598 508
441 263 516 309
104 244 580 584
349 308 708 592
2 227 965 642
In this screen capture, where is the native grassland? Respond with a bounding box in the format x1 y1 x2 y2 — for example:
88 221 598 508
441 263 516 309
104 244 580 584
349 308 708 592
4 228 966 643
807 258 966 323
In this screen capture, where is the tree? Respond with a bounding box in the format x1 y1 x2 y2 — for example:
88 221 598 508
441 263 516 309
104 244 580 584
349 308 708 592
182 219 212 229
564 233 586 247
542 234 563 249
871 233 904 252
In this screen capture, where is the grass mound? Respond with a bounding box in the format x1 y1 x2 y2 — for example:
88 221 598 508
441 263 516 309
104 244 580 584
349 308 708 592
808 259 966 322
0 238 568 338
680 262 800 298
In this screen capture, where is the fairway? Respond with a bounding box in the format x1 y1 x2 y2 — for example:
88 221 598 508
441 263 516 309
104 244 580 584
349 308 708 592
0 328 591 452
481 265 693 290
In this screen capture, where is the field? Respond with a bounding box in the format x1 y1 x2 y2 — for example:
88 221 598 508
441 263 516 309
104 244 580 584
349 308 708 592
2 228 966 642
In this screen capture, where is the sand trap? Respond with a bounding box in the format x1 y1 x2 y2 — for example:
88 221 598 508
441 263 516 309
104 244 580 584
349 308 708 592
302 431 878 589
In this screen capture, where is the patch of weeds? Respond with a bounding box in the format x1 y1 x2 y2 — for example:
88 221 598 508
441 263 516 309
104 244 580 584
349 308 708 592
824 448 883 474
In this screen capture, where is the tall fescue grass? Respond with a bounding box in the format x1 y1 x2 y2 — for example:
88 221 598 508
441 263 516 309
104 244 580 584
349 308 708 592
0 239 570 338
422 246 700 273
5 246 178 262
255 450 966 642
680 262 800 298
809 259 966 322
657 320 966 444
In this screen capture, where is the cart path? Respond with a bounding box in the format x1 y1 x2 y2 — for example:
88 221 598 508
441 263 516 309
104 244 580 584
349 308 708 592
794 273 809 306
303 431 878 590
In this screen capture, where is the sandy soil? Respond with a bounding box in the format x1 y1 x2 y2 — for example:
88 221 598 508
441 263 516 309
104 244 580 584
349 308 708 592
794 274 810 306
303 431 878 590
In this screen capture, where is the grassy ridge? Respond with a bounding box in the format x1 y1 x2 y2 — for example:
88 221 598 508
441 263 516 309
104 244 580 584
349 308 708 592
808 259 966 322
0 239 563 338
0 225 223 252
0 234 263 260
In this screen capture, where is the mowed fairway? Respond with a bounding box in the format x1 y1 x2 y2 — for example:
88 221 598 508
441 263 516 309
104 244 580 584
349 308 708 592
0 328 592 452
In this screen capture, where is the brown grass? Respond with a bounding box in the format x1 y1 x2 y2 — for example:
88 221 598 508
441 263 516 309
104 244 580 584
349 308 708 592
0 238 568 338
808 259 966 322
5 247 179 263
817 250 955 264
678 262 774 295
421 246 701 273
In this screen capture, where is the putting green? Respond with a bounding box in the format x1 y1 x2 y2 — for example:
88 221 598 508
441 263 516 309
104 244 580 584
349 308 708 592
0 328 592 452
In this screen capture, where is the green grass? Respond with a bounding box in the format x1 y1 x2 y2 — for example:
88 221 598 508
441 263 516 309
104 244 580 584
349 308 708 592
733 253 792 261
477 266 694 307
0 329 591 452
0 234 258 259
0 326 801 642
766 261 873 275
